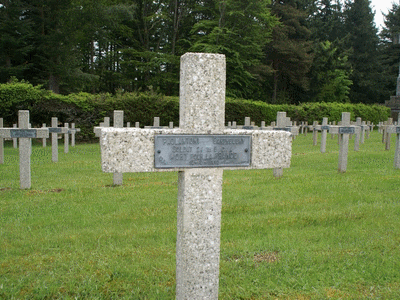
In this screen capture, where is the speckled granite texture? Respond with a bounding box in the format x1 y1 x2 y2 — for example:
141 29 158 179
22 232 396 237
100 128 291 173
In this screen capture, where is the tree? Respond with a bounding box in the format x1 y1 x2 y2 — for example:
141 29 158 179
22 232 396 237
343 0 384 103
189 0 277 99
0 0 34 83
379 2 400 99
265 0 313 103
309 40 352 102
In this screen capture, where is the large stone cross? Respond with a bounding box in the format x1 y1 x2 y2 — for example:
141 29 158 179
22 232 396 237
100 53 292 299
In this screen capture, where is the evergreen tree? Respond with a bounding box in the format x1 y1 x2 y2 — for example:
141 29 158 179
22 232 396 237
343 0 384 103
190 0 277 99
265 0 313 103
379 2 400 99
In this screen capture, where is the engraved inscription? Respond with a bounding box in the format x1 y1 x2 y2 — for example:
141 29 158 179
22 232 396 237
49 128 62 133
339 127 355 134
155 135 251 168
11 129 37 138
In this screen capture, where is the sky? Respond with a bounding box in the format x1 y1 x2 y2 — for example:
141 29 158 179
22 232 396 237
371 0 399 30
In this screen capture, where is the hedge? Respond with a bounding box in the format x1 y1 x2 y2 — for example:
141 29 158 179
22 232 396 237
0 81 391 142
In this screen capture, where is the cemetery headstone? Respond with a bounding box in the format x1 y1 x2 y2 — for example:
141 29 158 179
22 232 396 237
354 117 362 152
0 118 3 164
49 118 68 162
388 115 400 168
42 123 47 147
329 112 355 173
69 123 80 147
13 124 18 148
64 123 69 154
315 117 329 153
0 110 49 188
99 53 292 299
113 110 124 185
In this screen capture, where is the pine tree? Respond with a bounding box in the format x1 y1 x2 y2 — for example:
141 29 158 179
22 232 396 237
265 0 313 103
343 0 384 103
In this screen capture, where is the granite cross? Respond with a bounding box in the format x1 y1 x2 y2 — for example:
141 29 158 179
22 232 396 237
329 112 355 173
387 115 400 168
314 117 329 153
0 118 3 164
48 117 69 162
0 110 49 189
99 53 292 299
69 123 81 147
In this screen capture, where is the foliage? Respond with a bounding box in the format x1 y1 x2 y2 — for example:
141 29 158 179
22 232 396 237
309 41 353 103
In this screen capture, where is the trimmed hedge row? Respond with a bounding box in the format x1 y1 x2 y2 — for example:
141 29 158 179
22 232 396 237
0 82 391 141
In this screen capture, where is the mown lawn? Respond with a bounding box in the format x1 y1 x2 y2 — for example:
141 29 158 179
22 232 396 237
1 130 399 299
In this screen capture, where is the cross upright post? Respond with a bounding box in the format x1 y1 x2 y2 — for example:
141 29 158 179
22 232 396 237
354 117 362 151
319 117 329 153
69 123 80 147
100 53 292 299
49 117 68 162
64 123 69 154
0 118 3 164
113 110 124 185
329 112 354 173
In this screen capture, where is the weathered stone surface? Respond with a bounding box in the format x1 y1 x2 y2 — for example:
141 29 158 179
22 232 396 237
100 128 292 173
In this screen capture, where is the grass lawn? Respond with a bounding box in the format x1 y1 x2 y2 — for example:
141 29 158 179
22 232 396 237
1 131 400 299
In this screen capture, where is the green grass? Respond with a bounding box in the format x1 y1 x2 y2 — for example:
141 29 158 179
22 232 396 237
1 132 400 299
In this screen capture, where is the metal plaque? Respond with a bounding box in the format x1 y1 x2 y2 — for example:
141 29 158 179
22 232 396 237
154 135 251 169
10 129 37 138
339 127 355 134
321 126 330 131
273 127 291 132
49 127 62 133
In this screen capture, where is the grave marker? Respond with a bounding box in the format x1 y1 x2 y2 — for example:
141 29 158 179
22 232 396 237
113 111 123 185
315 117 329 153
13 124 18 148
0 118 3 164
64 123 69 153
69 123 81 147
387 116 400 168
329 112 355 173
49 118 68 162
0 111 49 188
100 53 292 299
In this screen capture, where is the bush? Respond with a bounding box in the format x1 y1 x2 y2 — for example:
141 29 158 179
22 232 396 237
0 80 391 142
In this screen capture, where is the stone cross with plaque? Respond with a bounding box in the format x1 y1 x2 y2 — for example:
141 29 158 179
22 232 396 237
100 53 292 299
329 112 355 173
0 110 49 189
48 117 69 162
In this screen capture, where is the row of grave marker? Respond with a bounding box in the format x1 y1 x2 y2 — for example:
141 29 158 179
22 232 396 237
0 114 81 188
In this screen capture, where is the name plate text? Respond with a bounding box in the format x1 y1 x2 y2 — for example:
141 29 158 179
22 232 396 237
11 129 37 138
339 127 355 134
49 128 62 133
154 135 251 168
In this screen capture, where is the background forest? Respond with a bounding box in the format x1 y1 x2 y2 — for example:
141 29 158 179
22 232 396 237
1 0 400 104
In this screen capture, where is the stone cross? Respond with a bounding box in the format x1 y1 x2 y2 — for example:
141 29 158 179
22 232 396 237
94 117 110 137
69 123 81 147
315 117 329 153
329 112 355 173
13 124 18 148
113 111 124 185
0 110 49 189
384 118 393 150
64 123 69 153
49 117 68 162
387 115 400 168
42 123 47 147
311 121 319 146
100 53 292 299
0 118 3 164
353 117 362 152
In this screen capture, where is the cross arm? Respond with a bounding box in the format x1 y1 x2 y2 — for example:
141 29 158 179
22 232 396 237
0 128 49 139
100 128 292 173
